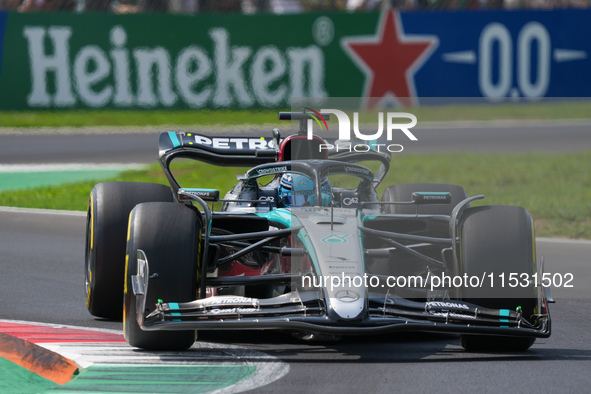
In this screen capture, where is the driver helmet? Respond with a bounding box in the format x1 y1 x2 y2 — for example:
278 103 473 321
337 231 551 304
278 173 332 207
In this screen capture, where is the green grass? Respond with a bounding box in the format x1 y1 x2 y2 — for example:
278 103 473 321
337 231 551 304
0 109 284 128
411 100 591 122
1 100 590 128
378 152 591 239
1 151 589 239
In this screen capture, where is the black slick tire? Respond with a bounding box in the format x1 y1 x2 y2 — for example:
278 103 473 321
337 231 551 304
123 202 201 351
458 205 537 352
85 182 174 319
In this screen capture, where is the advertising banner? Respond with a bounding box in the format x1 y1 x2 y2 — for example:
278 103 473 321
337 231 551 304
0 9 589 110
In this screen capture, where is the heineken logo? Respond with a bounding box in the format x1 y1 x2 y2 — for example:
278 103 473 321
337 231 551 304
23 25 327 109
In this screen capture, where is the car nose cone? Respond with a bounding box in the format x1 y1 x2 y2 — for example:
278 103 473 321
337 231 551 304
335 290 360 303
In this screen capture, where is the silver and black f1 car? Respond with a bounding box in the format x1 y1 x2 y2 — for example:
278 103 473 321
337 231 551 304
85 111 551 352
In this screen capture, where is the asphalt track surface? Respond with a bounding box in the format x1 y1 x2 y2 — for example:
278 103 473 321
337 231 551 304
1 122 590 392
0 208 590 393
0 120 590 165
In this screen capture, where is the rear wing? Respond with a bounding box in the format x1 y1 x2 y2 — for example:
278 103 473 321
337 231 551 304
158 111 392 193
158 131 280 194
159 131 278 166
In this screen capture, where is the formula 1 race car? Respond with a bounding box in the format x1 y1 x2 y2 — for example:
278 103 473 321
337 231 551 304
85 111 551 352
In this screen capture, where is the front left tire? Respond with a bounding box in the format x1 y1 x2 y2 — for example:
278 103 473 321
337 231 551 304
458 205 538 352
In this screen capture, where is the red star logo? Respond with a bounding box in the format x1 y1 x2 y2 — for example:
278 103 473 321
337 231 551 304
342 11 438 108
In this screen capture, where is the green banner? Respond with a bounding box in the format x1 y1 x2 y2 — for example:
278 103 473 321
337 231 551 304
1 10 590 110
0 12 371 110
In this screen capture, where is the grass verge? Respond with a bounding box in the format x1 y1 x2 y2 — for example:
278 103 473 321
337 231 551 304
1 151 589 239
0 100 590 128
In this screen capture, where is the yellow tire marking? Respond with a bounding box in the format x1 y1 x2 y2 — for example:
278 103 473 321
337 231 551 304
86 192 94 308
124 211 133 295
85 270 92 308
530 214 539 313
123 210 134 330
90 193 94 250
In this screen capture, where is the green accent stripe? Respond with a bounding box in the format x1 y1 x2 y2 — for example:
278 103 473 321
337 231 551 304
255 209 293 228
499 308 510 327
169 302 181 321
168 131 181 148
48 365 256 393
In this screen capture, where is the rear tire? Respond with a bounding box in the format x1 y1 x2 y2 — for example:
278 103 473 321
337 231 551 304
85 182 174 319
381 183 468 215
123 202 201 350
458 205 537 352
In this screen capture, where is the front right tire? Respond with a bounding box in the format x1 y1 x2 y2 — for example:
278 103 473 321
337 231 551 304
124 202 201 350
